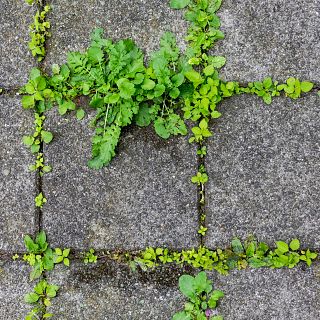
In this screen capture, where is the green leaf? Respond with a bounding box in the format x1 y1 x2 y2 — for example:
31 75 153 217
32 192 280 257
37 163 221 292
276 241 289 254
22 136 34 146
170 0 190 9
194 271 211 293
87 46 104 64
210 289 224 301
246 242 256 257
24 235 37 252
88 125 121 169
22 95 35 109
179 274 195 298
46 284 59 298
24 292 39 304
210 56 226 68
76 108 85 120
154 84 166 97
43 314 53 318
64 258 70 266
185 70 203 88
52 64 60 75
63 248 70 257
105 93 120 104
289 239 300 251
248 257 267 268
172 312 192 320
203 64 215 76
35 231 47 248
41 131 53 144
171 73 184 87
300 81 313 93
231 238 244 254
169 87 180 99
134 104 152 127
34 280 46 295
154 118 170 139
117 78 135 99
141 79 156 90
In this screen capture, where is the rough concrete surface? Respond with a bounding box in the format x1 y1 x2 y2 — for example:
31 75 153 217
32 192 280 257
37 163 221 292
42 110 198 250
44 0 188 70
205 94 320 249
214 0 320 82
0 0 36 88
0 96 36 251
212 264 320 320
0 262 33 320
47 261 184 320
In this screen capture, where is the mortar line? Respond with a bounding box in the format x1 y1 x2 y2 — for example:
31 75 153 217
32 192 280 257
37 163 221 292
196 141 205 246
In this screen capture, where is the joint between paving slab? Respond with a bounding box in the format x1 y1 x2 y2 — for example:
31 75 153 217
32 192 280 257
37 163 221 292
196 141 205 246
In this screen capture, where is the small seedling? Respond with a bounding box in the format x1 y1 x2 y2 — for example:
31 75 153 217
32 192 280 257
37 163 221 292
173 271 224 320
25 279 59 320
54 248 70 267
198 226 208 236
83 249 98 264
35 192 47 208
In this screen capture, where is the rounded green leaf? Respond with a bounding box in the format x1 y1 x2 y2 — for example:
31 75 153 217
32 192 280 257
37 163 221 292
41 131 53 144
170 0 190 9
178 274 195 298
289 239 300 251
300 81 314 93
141 79 156 91
275 241 289 254
24 292 39 304
22 136 34 146
76 108 85 120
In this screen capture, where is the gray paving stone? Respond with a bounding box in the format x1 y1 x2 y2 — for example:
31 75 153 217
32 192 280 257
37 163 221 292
42 110 198 250
0 0 36 88
213 0 320 82
0 96 36 251
0 261 33 320
47 261 184 320
205 94 320 248
212 265 320 320
44 0 188 69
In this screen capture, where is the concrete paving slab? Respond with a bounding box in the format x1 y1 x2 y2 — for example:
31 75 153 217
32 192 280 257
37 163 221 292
0 0 36 88
0 96 36 251
214 0 320 82
205 94 320 248
0 261 33 320
44 0 188 69
212 265 320 320
42 110 198 250
47 261 184 320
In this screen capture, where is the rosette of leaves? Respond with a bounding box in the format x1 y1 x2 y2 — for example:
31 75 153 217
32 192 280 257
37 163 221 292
43 29 191 169
23 231 55 280
25 280 59 320
173 271 224 320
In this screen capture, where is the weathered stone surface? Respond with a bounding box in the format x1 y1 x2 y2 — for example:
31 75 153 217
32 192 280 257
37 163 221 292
44 0 188 69
212 266 320 320
212 265 320 320
213 0 320 82
0 0 35 88
42 110 198 250
205 94 320 248
0 96 36 251
0 262 33 320
47 261 184 319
